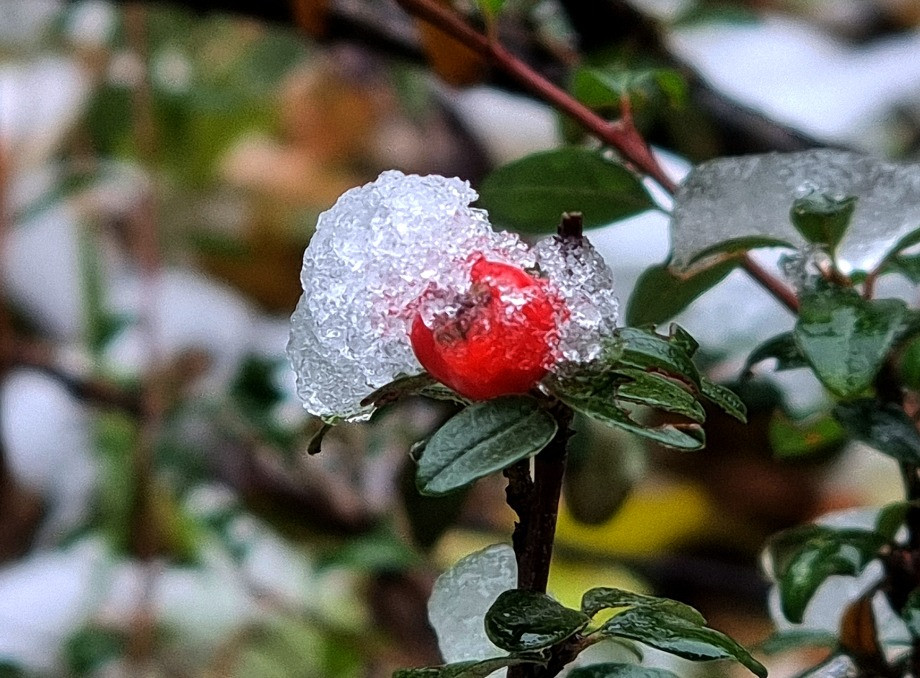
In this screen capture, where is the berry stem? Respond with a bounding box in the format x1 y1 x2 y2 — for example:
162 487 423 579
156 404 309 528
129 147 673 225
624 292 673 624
505 402 573 678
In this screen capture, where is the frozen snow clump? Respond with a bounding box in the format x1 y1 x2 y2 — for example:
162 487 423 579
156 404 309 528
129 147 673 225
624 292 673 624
288 171 619 421
671 149 920 274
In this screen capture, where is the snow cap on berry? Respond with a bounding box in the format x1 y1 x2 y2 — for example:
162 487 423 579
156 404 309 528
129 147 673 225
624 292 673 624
287 170 619 421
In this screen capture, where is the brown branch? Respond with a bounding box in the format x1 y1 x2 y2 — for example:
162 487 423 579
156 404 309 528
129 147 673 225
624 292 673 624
392 0 676 193
740 254 800 314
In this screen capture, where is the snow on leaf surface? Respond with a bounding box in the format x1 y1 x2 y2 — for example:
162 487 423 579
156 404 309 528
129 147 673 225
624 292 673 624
671 149 920 274
428 544 517 667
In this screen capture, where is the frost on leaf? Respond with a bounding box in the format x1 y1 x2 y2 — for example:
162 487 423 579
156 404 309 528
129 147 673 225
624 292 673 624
428 544 517 666
287 171 620 421
670 149 920 274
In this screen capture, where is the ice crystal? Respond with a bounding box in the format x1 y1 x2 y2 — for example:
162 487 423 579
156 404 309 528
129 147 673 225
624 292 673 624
287 171 620 421
533 235 619 363
671 149 920 274
427 544 517 665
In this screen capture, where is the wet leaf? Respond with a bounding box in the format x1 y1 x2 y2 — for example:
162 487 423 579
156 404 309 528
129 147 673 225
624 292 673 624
790 192 856 253
581 587 705 624
485 590 590 652
744 332 809 374
765 525 884 624
700 379 747 422
615 369 705 423
393 654 544 678
794 289 905 397
416 397 557 495
567 664 680 678
478 148 654 234
613 328 701 388
571 67 687 110
596 607 767 677
834 399 920 464
557 391 705 450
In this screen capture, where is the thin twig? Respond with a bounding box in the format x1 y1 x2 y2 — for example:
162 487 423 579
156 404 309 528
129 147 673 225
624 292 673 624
393 0 802 318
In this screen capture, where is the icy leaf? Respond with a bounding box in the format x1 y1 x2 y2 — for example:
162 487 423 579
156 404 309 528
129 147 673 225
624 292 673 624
671 150 920 274
428 545 517 664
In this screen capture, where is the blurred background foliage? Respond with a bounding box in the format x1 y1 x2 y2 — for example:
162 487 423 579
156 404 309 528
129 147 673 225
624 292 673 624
1 0 920 676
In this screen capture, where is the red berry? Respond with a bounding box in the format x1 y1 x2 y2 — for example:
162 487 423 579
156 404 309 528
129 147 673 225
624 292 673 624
410 258 562 400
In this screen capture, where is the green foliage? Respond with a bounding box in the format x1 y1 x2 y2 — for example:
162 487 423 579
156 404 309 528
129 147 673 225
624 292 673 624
700 378 748 422
571 67 687 110
581 587 705 624
393 655 545 678
415 396 557 495
685 236 795 270
768 412 846 460
765 524 886 624
758 630 838 655
478 148 654 234
745 332 809 374
477 0 506 21
903 589 920 637
626 260 736 326
586 595 767 677
794 287 905 397
567 665 679 678
835 399 920 464
789 192 856 254
614 369 705 423
66 627 127 676
485 590 591 652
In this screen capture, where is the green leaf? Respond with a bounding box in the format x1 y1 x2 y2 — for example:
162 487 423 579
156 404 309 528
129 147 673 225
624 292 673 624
758 630 838 655
568 664 679 678
902 588 920 638
361 374 468 409
768 412 846 460
794 288 905 397
765 524 885 624
485 590 591 652
557 391 704 450
615 369 705 423
700 379 747 422
581 587 705 625
478 148 654 234
685 236 795 270
613 328 701 388
888 253 920 283
477 0 506 20
416 397 557 496
790 192 856 253
571 67 687 110
745 332 809 374
626 261 736 326
876 501 911 541
393 654 544 678
834 399 920 464
899 335 920 390
597 607 767 678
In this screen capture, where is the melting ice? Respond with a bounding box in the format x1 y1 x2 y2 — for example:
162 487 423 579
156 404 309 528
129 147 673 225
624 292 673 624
287 171 619 421
670 149 920 274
